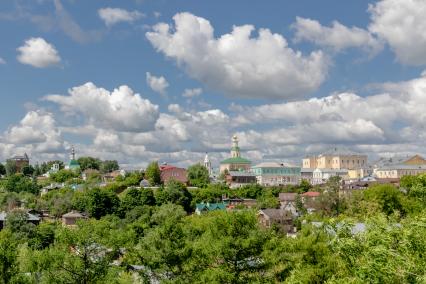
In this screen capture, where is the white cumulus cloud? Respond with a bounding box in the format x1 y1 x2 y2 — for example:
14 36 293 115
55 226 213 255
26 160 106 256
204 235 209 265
44 82 159 132
98 7 143 27
292 17 383 55
0 57 6 64
146 12 329 100
369 0 426 65
17 37 61 68
146 72 169 95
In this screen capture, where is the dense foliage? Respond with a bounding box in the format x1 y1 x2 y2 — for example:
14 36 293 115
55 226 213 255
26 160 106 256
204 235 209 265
0 169 425 283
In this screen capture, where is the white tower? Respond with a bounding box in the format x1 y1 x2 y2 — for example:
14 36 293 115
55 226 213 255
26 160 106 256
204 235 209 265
204 152 212 175
70 145 76 161
231 135 241 158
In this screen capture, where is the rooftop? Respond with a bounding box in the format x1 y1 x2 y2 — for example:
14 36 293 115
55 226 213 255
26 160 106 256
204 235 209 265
220 156 251 165
252 162 298 168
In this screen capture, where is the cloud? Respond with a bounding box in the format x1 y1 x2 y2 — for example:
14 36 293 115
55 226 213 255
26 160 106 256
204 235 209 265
53 0 103 44
98 7 144 27
292 17 383 55
44 82 159 132
2 110 65 159
368 0 426 65
182 88 202 98
146 12 329 100
0 57 6 64
17 37 61 68
146 72 169 95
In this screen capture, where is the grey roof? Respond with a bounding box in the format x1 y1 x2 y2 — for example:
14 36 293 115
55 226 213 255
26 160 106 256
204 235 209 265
252 162 299 168
313 168 348 173
319 148 363 156
259 209 292 220
301 168 315 173
377 164 426 170
0 211 40 221
279 193 297 202
62 211 86 218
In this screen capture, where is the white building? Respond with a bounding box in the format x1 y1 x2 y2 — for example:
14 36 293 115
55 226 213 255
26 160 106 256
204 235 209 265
312 168 348 185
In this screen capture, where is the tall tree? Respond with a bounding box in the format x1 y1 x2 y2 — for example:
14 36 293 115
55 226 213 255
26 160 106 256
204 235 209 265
77 157 101 171
5 160 17 176
187 164 210 188
145 161 161 186
155 180 192 212
100 160 119 174
0 163 5 176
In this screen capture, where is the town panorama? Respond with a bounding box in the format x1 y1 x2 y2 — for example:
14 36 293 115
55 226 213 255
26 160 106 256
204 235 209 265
0 0 425 283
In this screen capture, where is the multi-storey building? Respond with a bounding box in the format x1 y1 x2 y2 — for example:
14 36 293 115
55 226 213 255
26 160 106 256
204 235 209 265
251 162 301 186
303 148 367 170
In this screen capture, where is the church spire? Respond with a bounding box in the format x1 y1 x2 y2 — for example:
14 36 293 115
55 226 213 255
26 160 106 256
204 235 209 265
231 135 241 158
70 145 76 161
204 152 212 175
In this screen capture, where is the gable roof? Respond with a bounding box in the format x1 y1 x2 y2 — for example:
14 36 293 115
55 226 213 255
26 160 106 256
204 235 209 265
302 191 320 197
259 209 292 220
196 202 227 211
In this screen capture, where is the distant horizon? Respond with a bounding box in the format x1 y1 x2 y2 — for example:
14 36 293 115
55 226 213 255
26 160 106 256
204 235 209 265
1 0 426 168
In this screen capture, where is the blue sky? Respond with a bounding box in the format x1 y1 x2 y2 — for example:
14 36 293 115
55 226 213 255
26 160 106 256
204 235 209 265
1 0 426 168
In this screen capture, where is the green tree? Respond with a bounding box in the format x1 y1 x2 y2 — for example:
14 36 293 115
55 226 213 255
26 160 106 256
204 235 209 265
4 174 39 194
77 157 101 171
0 163 5 176
22 165 34 177
298 179 312 193
76 188 120 219
49 169 79 183
5 210 36 240
187 164 210 188
120 188 155 216
145 161 161 186
100 160 119 174
155 180 192 212
0 229 21 284
5 160 17 176
364 184 405 216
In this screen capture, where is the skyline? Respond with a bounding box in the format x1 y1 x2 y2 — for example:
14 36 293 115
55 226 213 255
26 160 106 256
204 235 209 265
1 0 426 168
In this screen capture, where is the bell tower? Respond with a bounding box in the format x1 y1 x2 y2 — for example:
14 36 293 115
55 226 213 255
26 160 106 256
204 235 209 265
231 135 241 158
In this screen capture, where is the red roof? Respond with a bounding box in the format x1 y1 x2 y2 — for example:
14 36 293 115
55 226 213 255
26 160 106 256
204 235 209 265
160 165 177 171
302 191 320 197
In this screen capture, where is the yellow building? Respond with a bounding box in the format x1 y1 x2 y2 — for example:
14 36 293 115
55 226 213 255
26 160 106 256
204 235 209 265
374 154 426 179
303 148 367 170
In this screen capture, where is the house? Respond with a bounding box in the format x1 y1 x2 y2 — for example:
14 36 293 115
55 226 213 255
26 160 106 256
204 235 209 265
0 211 40 230
8 153 30 173
82 169 100 181
195 202 227 215
251 162 301 186
225 171 257 188
160 164 188 184
374 165 426 179
102 170 125 183
219 135 251 173
278 193 298 216
258 209 294 233
62 211 87 226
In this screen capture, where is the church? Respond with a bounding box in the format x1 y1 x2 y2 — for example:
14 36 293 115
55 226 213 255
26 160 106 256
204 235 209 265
219 135 251 173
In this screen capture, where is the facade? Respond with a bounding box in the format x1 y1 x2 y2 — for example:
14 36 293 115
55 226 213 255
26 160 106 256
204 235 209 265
373 154 426 179
160 165 188 184
301 168 315 184
278 193 298 216
251 162 301 186
65 146 80 172
375 165 426 179
62 211 87 226
303 148 367 170
312 168 348 185
8 153 30 173
220 135 251 173
225 171 256 188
